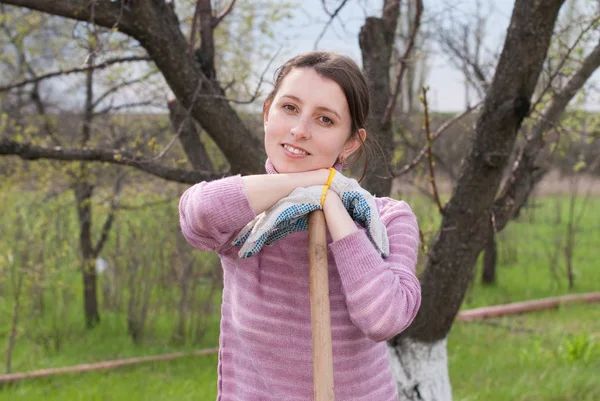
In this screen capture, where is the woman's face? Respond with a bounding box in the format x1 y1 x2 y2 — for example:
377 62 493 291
263 67 362 173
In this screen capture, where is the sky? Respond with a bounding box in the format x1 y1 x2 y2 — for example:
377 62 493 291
265 0 515 112
39 0 600 113
261 0 599 112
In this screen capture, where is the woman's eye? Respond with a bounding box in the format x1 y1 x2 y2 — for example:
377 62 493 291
283 104 296 112
320 116 333 125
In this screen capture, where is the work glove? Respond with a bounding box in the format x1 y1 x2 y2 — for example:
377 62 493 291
232 185 324 259
329 172 389 257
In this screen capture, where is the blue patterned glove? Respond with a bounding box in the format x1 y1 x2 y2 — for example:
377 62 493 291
232 185 324 259
329 172 389 257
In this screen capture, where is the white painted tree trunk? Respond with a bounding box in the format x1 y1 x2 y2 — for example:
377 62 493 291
388 337 452 401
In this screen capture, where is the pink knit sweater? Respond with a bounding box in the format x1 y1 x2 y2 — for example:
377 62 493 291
179 171 421 401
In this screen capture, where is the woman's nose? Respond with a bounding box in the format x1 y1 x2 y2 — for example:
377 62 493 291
290 118 311 139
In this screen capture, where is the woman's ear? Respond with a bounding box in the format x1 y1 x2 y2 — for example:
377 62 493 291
341 128 367 159
263 100 271 126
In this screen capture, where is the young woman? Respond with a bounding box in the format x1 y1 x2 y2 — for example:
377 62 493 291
179 51 421 401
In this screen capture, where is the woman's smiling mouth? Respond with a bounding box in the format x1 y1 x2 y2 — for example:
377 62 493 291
282 143 310 156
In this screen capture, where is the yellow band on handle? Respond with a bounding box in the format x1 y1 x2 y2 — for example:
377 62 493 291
320 168 337 207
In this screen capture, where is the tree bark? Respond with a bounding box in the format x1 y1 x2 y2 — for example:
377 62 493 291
388 338 451 400
387 2 566 398
358 0 399 196
481 221 497 285
0 138 222 184
74 181 100 328
493 38 600 231
167 99 214 172
402 0 564 343
479 38 600 286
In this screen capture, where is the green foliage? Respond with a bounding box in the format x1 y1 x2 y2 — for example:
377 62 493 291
0 181 221 367
558 333 598 364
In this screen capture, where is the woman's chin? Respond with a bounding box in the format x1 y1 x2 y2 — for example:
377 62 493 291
275 162 323 174
271 155 332 173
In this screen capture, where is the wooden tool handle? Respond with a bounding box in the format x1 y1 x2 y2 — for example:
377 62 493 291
308 210 335 401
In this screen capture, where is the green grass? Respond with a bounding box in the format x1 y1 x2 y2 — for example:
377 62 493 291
449 304 600 401
1 355 219 401
1 188 599 400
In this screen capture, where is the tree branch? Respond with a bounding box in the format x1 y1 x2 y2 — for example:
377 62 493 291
91 70 157 109
94 101 156 116
421 87 444 213
381 0 400 38
189 0 203 52
493 37 600 231
1 0 266 175
212 0 237 28
393 103 480 176
93 172 126 257
402 0 566 343
0 0 135 34
530 17 599 113
382 0 423 125
0 138 224 184
0 56 152 93
197 0 216 79
314 0 350 49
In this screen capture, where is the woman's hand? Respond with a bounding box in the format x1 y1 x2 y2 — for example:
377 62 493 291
242 169 331 215
233 185 324 258
328 171 390 257
322 190 359 241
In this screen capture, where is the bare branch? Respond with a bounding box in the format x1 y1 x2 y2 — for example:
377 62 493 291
321 0 332 16
189 1 203 52
93 101 156 116
420 87 444 213
531 16 599 112
314 0 350 49
438 29 489 95
0 138 224 184
212 0 237 28
93 172 127 256
0 0 135 34
92 70 158 109
493 37 600 231
190 0 237 50
382 0 423 125
0 56 152 93
168 99 214 172
393 103 480 176
0 15 63 146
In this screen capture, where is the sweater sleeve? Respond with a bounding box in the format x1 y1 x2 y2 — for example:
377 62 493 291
179 175 256 254
328 199 421 342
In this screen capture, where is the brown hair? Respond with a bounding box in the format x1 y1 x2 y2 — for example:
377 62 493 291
263 51 374 178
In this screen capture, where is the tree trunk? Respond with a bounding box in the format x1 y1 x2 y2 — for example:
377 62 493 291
388 338 451 401
167 99 214 172
359 0 399 196
74 181 100 328
403 0 563 341
388 1 565 397
128 1 265 174
481 222 497 284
